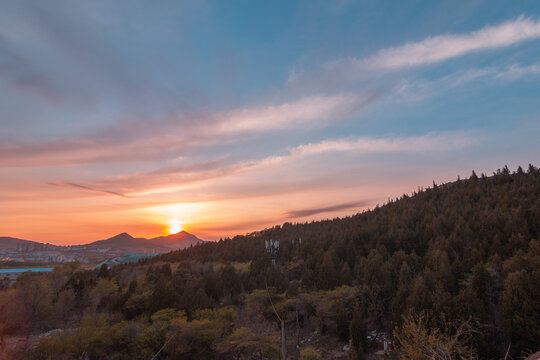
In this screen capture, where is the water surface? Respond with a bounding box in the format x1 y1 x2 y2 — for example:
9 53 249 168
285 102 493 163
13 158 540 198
0 268 54 274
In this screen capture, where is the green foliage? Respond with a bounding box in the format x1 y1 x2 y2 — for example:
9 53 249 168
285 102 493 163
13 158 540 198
217 327 281 359
168 317 219 358
89 278 118 311
300 347 321 360
246 288 272 316
150 308 184 323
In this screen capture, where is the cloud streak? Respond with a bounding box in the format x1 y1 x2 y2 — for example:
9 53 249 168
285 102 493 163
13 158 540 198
285 200 371 218
394 62 540 102
289 16 540 91
212 92 374 134
86 131 477 196
0 91 380 168
288 132 476 157
47 182 130 198
362 16 540 70
496 63 540 79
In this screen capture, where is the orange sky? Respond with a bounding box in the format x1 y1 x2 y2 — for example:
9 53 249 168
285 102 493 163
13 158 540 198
2 158 530 245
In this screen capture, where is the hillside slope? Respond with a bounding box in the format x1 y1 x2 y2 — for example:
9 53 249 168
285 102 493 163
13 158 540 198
5 165 540 360
151 164 540 357
0 236 58 250
82 232 156 250
159 164 540 265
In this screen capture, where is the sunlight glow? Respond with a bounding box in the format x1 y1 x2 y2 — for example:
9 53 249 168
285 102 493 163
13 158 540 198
169 222 182 234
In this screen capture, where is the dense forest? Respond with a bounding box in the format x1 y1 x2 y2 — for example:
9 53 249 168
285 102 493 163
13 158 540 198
1 165 539 359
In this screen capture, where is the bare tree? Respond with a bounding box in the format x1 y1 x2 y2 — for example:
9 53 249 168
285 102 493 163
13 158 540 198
265 280 286 360
393 311 478 360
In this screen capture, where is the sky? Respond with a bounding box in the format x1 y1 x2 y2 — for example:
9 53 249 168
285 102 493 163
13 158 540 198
1 0 540 244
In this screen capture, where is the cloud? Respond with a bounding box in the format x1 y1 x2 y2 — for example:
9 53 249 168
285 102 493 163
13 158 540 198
285 200 370 218
496 63 540 79
0 91 380 168
212 92 374 134
288 132 476 157
395 62 540 102
81 131 476 196
47 182 130 198
289 16 540 90
362 16 540 70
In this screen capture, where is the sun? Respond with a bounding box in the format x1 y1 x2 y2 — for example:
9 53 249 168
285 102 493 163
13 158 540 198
169 222 182 234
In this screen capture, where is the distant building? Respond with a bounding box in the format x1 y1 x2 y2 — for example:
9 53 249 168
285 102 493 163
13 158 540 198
265 239 279 264
265 239 279 250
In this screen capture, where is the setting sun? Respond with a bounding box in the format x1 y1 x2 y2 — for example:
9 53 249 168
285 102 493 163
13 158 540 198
169 222 182 234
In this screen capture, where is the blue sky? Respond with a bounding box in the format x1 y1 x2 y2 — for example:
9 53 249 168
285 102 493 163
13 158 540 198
1 0 540 243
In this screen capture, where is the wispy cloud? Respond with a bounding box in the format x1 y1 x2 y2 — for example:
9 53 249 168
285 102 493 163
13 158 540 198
47 182 130 198
288 132 476 157
212 92 373 134
285 200 370 218
289 16 540 90
495 63 540 79
395 62 540 102
238 132 477 173
362 16 540 70
81 132 477 196
0 92 380 168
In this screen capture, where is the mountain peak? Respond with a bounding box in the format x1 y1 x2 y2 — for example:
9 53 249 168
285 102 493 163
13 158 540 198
150 230 204 248
107 232 134 241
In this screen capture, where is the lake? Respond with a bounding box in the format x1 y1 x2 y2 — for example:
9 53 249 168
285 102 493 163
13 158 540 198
0 268 54 274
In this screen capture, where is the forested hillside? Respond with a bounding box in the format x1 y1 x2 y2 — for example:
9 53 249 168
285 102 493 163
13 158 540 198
2 165 539 359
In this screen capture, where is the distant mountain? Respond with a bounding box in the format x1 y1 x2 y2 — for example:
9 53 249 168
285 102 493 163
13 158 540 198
75 231 205 253
0 236 59 251
149 230 205 249
0 231 205 254
84 232 153 249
